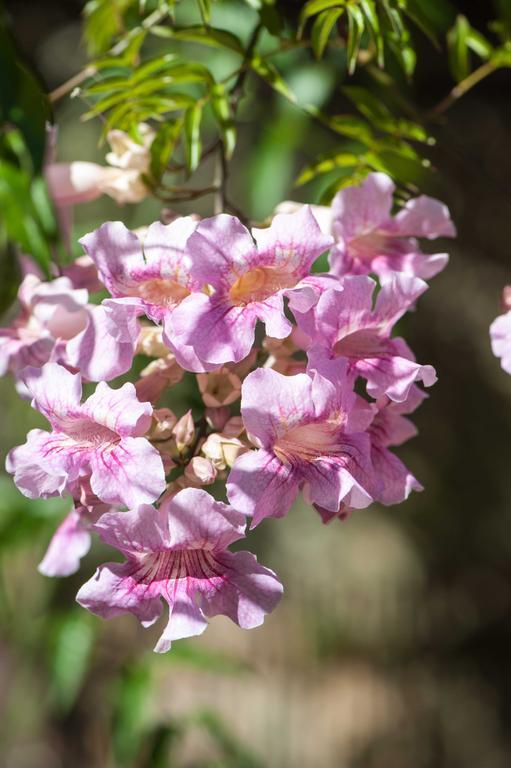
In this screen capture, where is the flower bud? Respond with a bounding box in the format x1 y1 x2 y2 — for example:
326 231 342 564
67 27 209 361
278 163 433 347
205 406 231 431
197 370 241 408
136 326 169 358
172 410 195 453
184 456 217 486
150 408 177 441
201 433 246 470
223 416 245 438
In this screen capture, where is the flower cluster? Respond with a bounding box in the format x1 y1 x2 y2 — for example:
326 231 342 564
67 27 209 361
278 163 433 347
2 172 455 651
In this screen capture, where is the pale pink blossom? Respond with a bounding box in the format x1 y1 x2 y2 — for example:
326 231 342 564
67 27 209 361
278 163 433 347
490 309 511 374
227 364 377 527
79 217 211 372
297 274 437 402
6 363 166 508
76 489 283 651
169 208 333 367
46 124 154 207
328 172 455 279
0 274 88 377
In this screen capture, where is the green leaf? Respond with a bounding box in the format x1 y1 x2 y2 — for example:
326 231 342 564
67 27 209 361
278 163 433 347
149 119 183 181
465 28 493 60
311 8 344 59
197 0 211 24
447 15 470 83
184 103 203 172
342 85 391 123
346 4 365 74
359 0 383 66
211 83 237 159
250 56 296 102
150 24 244 53
295 151 360 186
0 162 53 275
299 0 345 37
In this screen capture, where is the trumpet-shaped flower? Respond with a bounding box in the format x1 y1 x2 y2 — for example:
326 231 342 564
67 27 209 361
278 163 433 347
298 274 437 402
169 207 333 366
76 488 283 652
328 172 456 280
0 274 88 377
226 365 376 527
79 217 210 372
6 363 166 508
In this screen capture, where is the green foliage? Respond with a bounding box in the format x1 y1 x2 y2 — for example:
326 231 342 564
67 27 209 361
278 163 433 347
0 14 57 282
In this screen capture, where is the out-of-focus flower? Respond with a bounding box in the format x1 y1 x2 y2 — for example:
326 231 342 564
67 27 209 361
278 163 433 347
46 124 154 207
0 274 88 377
76 489 283 652
7 363 166 508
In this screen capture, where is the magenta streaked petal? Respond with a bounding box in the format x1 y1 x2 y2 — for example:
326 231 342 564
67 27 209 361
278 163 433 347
227 448 300 525
89 436 165 508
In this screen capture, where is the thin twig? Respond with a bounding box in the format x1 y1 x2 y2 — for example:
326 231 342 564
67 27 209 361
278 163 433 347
429 60 498 117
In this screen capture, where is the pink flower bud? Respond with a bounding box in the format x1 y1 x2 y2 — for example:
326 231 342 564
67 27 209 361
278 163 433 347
150 408 178 441
205 406 231 431
201 433 246 470
197 370 242 408
172 410 195 453
184 456 217 486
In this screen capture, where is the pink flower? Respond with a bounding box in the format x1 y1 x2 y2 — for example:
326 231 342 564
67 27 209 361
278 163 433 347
297 274 437 402
6 363 166 508
76 488 283 652
368 388 425 505
46 124 154 207
38 479 109 577
226 365 376 527
79 217 209 372
318 386 426 523
328 172 456 280
490 309 511 374
0 274 88 377
169 207 333 367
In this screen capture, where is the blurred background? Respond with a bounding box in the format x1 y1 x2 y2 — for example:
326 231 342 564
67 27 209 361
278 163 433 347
2 1 511 766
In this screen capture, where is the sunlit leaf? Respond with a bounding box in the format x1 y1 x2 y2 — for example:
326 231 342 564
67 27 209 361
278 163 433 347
211 83 237 159
150 24 244 53
311 8 344 60
250 56 296 102
184 103 203 172
447 15 470 83
346 4 365 75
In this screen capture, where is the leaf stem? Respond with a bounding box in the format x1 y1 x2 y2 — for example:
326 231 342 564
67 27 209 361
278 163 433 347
429 60 498 117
